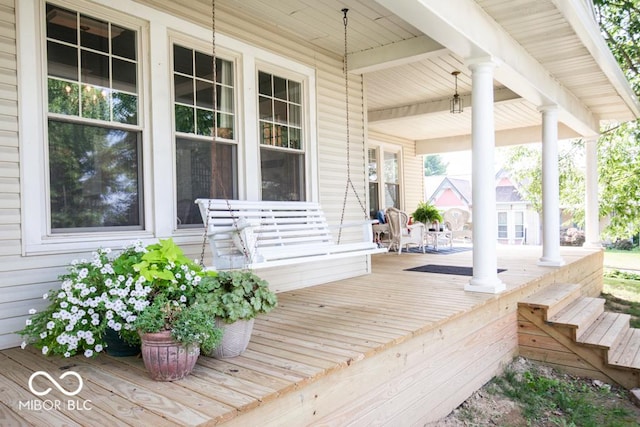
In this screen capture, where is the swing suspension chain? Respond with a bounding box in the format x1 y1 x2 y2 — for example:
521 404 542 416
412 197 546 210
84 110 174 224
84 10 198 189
338 8 367 244
200 0 250 266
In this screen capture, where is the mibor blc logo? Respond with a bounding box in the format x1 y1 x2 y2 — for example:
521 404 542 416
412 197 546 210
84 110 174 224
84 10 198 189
19 370 92 411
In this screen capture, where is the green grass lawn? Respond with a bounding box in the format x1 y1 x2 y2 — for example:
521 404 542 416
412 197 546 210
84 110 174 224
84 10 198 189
603 249 640 271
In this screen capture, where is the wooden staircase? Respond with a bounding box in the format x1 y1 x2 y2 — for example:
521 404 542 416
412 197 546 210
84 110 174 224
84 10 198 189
518 284 640 389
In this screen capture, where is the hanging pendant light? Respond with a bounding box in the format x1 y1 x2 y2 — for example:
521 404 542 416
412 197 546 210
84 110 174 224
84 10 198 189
450 71 463 114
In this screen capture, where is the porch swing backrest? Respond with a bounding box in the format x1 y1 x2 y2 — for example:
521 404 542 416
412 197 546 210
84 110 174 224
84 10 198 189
196 199 387 270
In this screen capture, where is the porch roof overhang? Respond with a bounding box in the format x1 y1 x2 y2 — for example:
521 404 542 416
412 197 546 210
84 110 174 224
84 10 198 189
213 0 638 153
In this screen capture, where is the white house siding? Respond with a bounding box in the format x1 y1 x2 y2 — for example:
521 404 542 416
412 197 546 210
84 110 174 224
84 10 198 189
0 0 373 349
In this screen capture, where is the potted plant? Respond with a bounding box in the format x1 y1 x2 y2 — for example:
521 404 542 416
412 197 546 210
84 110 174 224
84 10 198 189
134 296 222 381
198 270 278 358
17 243 152 358
125 238 223 379
412 201 444 231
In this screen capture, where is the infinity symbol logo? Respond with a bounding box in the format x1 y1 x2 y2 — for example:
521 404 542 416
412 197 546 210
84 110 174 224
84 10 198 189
28 371 83 397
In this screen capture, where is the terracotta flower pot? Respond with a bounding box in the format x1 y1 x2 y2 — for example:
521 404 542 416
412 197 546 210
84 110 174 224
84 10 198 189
139 330 200 381
207 318 254 359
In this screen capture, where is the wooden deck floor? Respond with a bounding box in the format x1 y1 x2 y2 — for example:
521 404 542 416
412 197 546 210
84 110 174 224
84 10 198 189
0 245 603 426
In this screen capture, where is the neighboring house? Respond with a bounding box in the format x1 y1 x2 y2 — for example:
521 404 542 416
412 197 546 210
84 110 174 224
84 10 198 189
1 0 638 351
427 176 472 212
426 170 540 245
495 169 540 245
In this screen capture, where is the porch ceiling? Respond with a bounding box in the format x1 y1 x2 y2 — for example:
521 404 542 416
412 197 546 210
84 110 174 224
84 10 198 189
211 0 638 150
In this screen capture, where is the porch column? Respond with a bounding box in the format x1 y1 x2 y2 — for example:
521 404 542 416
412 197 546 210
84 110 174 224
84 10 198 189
465 59 505 294
538 106 565 267
583 137 602 248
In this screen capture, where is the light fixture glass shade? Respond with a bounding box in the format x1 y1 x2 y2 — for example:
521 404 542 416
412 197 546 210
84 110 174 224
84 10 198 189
450 71 463 114
450 94 463 114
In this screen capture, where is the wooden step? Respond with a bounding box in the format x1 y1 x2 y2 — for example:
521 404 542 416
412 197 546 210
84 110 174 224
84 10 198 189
609 328 640 370
548 297 604 340
518 283 582 319
578 312 630 350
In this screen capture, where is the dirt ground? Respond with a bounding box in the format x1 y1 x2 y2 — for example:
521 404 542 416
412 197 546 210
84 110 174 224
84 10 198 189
427 357 640 426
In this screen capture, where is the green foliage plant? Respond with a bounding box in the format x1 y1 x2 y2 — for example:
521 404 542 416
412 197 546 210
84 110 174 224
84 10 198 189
411 201 443 225
17 243 152 357
198 270 278 323
133 295 222 354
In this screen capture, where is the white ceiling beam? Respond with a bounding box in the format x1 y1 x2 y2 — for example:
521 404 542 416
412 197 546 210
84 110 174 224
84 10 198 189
415 124 581 155
347 35 447 74
373 0 600 136
369 87 520 123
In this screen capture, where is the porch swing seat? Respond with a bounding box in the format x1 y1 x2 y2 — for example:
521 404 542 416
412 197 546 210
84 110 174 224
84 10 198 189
196 199 388 270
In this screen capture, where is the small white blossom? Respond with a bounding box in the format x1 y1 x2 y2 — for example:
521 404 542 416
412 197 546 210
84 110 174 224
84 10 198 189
84 349 93 357
28 308 37 315
21 341 27 349
42 346 49 355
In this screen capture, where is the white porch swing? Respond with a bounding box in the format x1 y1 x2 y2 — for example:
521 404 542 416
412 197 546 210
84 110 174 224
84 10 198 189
196 6 387 270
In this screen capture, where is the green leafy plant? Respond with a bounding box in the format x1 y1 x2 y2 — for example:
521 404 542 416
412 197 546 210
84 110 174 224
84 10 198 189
18 238 220 357
199 270 278 323
132 238 213 303
134 295 222 354
411 201 443 225
17 242 152 357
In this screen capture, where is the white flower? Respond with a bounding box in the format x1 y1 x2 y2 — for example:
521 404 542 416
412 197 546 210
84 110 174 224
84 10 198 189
84 349 93 357
25 319 32 326
64 352 71 358
86 337 95 345
28 308 37 315
21 341 27 349
91 319 100 326
42 293 48 299
42 346 49 355
60 301 68 308
179 295 187 303
46 321 55 330
95 344 103 352
40 332 48 339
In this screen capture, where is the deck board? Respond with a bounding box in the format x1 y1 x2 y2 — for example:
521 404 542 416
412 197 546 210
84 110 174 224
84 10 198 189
0 246 603 425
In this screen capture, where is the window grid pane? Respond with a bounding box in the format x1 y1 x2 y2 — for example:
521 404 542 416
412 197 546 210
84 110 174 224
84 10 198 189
258 71 303 151
46 4 138 125
173 44 235 139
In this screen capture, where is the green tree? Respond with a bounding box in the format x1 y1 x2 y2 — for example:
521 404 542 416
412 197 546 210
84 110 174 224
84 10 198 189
423 154 448 176
501 143 584 222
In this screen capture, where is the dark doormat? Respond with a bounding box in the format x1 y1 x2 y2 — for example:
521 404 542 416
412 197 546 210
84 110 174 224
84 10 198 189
404 264 507 276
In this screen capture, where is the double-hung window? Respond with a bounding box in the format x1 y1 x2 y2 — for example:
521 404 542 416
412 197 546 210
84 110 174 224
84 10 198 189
173 44 237 227
258 71 305 201
46 3 142 232
497 212 508 239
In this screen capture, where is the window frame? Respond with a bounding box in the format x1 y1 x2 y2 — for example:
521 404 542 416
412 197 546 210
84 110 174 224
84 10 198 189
45 3 145 233
367 141 403 217
254 61 314 202
170 35 240 228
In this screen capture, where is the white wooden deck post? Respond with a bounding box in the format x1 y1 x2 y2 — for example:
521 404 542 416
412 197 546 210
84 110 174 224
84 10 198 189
583 137 602 248
538 106 565 267
465 59 505 294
